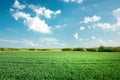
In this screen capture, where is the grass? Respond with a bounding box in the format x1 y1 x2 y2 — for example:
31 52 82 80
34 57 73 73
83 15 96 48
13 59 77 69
0 51 120 80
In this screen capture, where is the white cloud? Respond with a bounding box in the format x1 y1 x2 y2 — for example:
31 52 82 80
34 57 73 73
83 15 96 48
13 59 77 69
113 8 120 27
92 9 120 30
63 0 69 2
73 33 85 41
91 36 96 40
55 10 61 14
82 15 101 23
55 24 67 29
55 25 62 29
80 26 85 31
74 37 120 47
44 9 54 18
63 0 83 3
12 11 30 20
79 8 120 31
113 8 120 21
0 38 67 48
39 38 65 46
13 0 25 10
73 33 79 40
29 5 45 15
29 5 61 18
97 39 110 46
92 23 117 31
22 39 38 47
12 11 51 33
0 39 39 48
97 39 118 46
11 0 62 34
24 16 51 33
90 8 120 31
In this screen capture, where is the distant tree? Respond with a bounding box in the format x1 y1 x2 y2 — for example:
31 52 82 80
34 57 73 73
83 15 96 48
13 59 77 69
98 46 106 52
73 48 86 51
14 48 20 51
0 48 8 51
29 48 36 51
114 47 120 52
87 48 98 52
104 47 113 52
37 49 42 51
61 48 73 51
41 49 51 51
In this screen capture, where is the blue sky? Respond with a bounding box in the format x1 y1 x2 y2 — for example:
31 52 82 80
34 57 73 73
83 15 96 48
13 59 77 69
0 0 120 48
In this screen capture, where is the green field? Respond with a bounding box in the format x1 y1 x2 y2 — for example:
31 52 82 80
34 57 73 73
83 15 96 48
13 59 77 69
0 52 120 80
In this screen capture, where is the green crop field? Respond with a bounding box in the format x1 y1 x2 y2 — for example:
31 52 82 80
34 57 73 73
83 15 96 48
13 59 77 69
0 52 120 80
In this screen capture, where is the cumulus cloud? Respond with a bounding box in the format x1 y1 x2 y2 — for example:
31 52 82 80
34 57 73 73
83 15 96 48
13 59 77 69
73 33 79 40
91 10 120 31
12 11 30 20
97 39 118 46
24 16 51 33
29 5 61 18
89 8 120 31
92 23 117 31
13 0 25 10
81 15 101 23
63 0 83 3
11 0 61 34
113 8 120 27
80 26 85 31
12 11 51 33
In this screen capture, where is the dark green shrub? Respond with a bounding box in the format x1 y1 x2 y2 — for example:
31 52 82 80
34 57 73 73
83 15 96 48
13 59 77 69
114 47 120 52
73 48 86 51
41 49 51 51
0 48 8 51
87 48 98 52
61 48 73 51
29 48 36 51
98 46 120 52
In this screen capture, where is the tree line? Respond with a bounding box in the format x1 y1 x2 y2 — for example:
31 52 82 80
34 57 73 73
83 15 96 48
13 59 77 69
61 46 120 52
0 46 120 52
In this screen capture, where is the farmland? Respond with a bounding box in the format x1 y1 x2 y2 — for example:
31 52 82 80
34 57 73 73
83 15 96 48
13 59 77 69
0 52 120 80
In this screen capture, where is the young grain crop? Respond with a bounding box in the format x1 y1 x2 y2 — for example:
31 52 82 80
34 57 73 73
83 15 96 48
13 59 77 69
0 52 120 80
